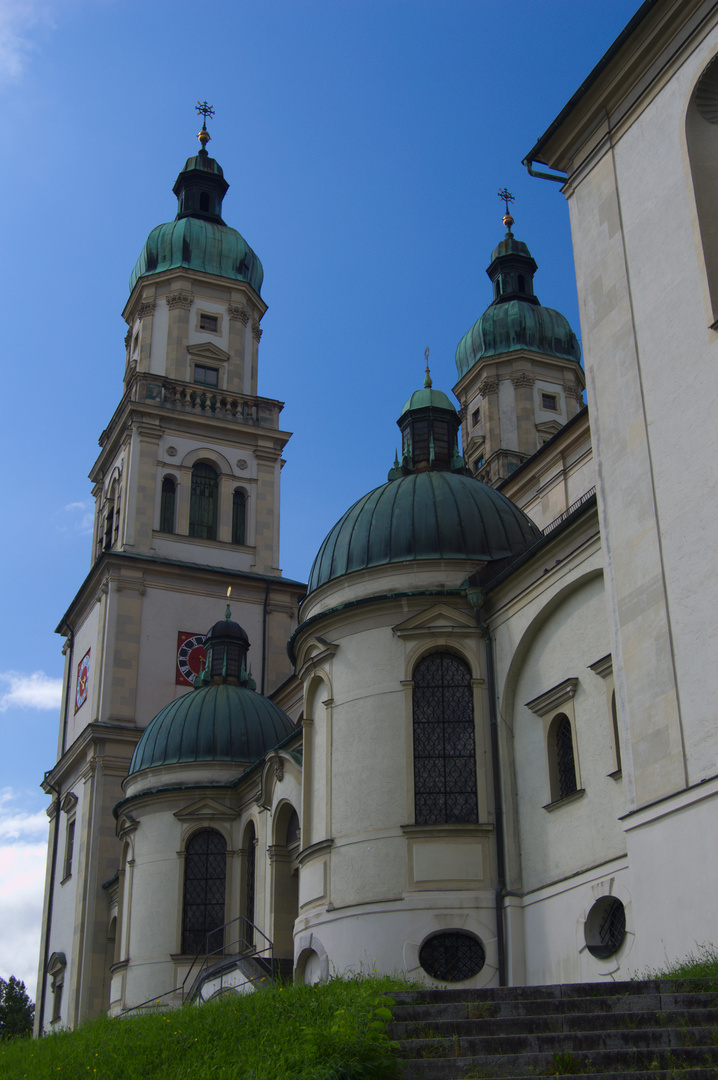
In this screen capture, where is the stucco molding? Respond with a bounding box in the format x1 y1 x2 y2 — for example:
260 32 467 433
297 837 334 867
173 797 238 822
589 653 613 680
166 292 193 311
478 377 499 398
525 677 579 717
137 301 156 319
229 305 250 325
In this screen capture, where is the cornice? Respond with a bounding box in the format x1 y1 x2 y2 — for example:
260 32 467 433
525 677 579 717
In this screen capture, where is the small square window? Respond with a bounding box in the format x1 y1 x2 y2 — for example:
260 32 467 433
471 407 481 427
195 365 219 387
541 393 558 411
474 454 485 471
199 313 219 333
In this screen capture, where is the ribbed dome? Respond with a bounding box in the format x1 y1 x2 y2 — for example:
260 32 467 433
400 387 457 415
129 217 264 295
307 470 541 593
128 683 294 774
455 300 581 379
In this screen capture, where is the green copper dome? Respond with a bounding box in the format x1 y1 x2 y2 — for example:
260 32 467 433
128 683 294 774
307 470 541 593
128 145 263 296
400 386 456 415
455 300 581 379
129 217 263 295
455 224 580 380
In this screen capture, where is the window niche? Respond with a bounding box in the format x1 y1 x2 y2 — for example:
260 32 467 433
589 654 622 778
60 792 78 882
525 678 584 810
686 53 718 327
159 477 176 534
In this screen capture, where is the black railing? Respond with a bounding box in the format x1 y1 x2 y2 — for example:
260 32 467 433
543 486 596 535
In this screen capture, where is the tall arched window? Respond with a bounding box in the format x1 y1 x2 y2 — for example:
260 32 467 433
548 713 577 801
687 54 718 324
182 829 226 955
243 821 256 948
413 652 478 825
159 477 176 534
189 463 218 540
232 490 246 545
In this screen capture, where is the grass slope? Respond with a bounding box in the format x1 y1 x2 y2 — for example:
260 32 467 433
0 976 411 1080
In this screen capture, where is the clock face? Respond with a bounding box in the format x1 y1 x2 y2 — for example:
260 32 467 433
176 632 206 687
75 649 91 713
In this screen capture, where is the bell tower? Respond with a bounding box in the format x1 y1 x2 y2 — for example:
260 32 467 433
453 192 585 486
35 109 303 1034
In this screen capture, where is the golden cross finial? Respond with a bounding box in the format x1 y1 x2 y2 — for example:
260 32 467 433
498 186 515 233
196 101 215 147
424 347 432 389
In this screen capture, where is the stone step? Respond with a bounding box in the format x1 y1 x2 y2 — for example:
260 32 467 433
390 1006 718 1040
397 1025 714 1058
389 977 716 1006
397 1045 718 1080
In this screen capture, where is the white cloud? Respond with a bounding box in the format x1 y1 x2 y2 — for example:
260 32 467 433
0 790 49 995
56 500 94 537
0 671 62 713
0 1 49 83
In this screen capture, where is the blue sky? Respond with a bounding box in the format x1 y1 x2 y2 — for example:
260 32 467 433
0 0 640 993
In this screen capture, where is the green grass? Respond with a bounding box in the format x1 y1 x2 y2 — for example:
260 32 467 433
639 942 718 990
0 975 414 1080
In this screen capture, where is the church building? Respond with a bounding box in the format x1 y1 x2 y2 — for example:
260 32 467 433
35 0 718 1033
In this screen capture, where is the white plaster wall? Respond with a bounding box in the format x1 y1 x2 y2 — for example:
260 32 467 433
622 778 718 974
149 301 169 375
509 574 625 893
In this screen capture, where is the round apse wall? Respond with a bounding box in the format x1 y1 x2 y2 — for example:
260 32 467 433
584 897 626 959
419 931 486 982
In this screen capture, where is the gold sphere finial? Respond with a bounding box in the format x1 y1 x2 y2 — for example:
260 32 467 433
195 100 215 149
503 212 514 229
198 127 211 147
498 187 515 235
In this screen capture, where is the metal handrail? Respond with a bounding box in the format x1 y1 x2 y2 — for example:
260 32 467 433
543 486 596 535
120 915 273 1015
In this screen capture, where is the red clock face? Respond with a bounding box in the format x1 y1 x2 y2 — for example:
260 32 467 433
75 649 91 713
176 632 206 687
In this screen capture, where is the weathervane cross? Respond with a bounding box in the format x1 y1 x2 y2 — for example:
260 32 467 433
498 187 515 215
196 101 215 123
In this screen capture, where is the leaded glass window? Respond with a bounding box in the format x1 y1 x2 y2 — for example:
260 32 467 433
160 477 175 534
182 829 226 955
232 490 246 545
244 823 256 948
419 931 486 982
189 463 218 540
552 713 577 800
413 652 478 826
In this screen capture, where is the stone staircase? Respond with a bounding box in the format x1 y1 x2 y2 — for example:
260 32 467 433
388 980 718 1079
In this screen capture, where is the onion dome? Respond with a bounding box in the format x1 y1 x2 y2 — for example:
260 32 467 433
128 609 293 775
129 136 263 295
389 354 469 479
307 470 541 593
455 219 580 380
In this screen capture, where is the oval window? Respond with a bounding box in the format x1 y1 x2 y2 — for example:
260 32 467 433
585 897 626 959
419 931 485 982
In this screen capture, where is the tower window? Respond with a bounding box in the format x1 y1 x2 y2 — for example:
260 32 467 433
471 407 480 427
199 191 210 213
160 477 176 534
182 829 226 956
199 313 219 333
541 392 558 411
518 274 526 292
413 652 478 826
62 820 75 881
194 365 219 387
189 463 218 540
232 490 246 546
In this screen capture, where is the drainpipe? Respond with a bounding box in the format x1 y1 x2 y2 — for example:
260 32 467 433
37 775 61 1037
522 158 567 184
466 586 506 987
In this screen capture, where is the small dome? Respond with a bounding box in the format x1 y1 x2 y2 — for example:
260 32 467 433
128 683 294 775
307 470 541 593
455 300 581 379
129 217 264 295
400 387 457 415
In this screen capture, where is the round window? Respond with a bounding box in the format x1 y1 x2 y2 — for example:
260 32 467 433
419 931 485 982
585 897 626 959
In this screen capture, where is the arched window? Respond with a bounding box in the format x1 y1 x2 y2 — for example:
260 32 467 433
687 54 718 324
413 652 478 826
243 821 256 948
159 477 176 534
611 690 622 774
189 463 218 540
182 829 226 955
548 713 577 801
199 191 210 213
232 490 246 545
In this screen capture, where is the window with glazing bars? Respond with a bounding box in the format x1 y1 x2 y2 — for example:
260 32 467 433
232 490 246 545
182 829 226 955
552 713 577 800
413 653 478 825
189 463 218 540
244 823 256 948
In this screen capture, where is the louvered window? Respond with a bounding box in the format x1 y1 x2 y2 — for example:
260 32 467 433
160 477 175 533
232 490 246 545
413 653 478 825
189 463 218 540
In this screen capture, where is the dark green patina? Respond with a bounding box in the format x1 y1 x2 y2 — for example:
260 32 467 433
455 227 580 379
307 469 541 593
128 682 294 773
129 146 263 295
